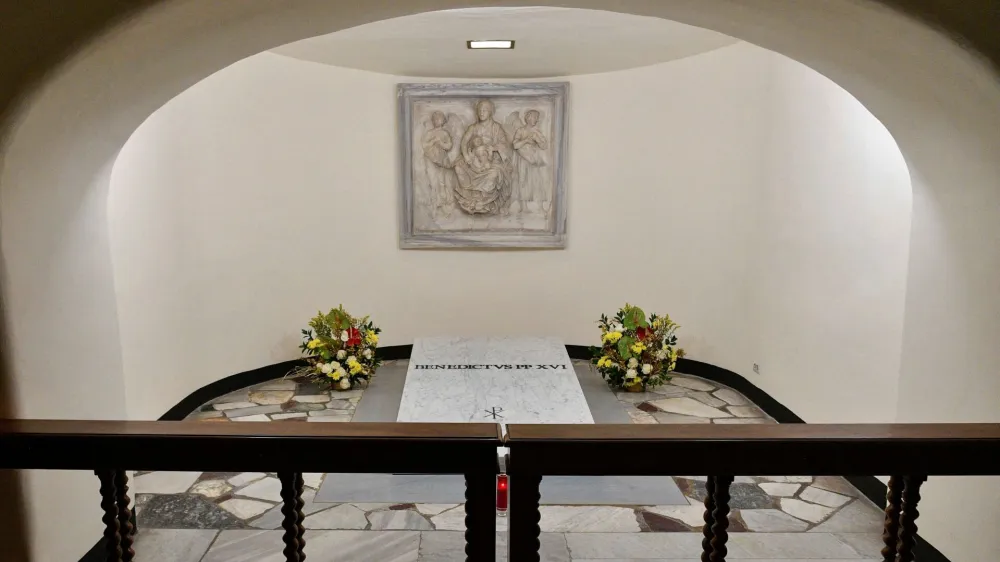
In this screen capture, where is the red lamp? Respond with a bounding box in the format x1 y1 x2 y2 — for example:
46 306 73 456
496 475 509 512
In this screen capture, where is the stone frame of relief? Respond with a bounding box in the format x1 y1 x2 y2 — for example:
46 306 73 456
397 82 569 249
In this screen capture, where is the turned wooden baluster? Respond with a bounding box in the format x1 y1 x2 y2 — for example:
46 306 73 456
896 475 927 562
700 475 717 562
277 472 306 562
294 473 307 562
509 472 543 562
880 475 903 561
114 470 136 562
95 470 123 562
710 476 734 562
464 472 496 561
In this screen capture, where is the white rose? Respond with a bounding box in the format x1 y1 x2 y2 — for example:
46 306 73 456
363 349 372 359
340 332 349 342
335 368 347 378
627 357 638 368
336 350 346 360
642 364 652 375
610 323 623 333
330 361 341 370
656 350 667 360
338 378 351 390
347 355 357 364
626 368 637 379
320 363 333 374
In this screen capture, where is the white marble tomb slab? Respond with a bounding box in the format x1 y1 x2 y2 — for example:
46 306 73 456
397 336 594 423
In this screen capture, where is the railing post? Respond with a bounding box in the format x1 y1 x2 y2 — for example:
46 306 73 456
277 472 306 562
709 475 734 562
113 470 135 562
896 475 927 562
701 475 717 562
509 472 542 562
464 471 496 561
880 475 903 561
95 470 123 562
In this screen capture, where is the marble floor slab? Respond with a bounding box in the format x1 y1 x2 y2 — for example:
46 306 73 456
397 337 593 423
202 530 420 562
132 529 218 562
315 473 686 506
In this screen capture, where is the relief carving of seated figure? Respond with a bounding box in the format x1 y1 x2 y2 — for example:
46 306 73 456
453 99 513 215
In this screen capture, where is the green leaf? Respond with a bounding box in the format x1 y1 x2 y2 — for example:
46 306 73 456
617 336 634 359
622 306 648 330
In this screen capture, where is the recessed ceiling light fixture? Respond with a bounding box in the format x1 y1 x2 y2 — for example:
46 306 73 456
467 40 515 49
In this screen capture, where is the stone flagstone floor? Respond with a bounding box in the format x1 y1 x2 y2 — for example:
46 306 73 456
132 361 886 561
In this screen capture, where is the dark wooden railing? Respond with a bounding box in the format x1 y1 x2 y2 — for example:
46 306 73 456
3 421 1000 562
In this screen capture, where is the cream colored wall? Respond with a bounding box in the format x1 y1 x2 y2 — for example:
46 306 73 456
108 45 771 420
747 53 912 423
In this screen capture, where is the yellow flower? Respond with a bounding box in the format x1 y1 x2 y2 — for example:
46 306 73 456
349 363 363 375
603 331 623 343
631 342 646 354
329 370 341 380
597 356 612 368
307 339 322 349
365 330 379 345
652 319 662 329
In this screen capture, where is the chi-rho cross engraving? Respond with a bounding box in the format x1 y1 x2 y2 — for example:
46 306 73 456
484 407 504 420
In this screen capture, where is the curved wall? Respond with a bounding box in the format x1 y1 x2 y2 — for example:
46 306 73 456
2 2 999 560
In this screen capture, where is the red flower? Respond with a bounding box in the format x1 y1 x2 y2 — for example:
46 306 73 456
636 326 650 340
346 327 362 347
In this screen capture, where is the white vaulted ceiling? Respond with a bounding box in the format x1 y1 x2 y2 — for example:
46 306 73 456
270 7 740 78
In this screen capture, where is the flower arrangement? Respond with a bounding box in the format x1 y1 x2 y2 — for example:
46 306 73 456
292 306 382 390
591 303 684 391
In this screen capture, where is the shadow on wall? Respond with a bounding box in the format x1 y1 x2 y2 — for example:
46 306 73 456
0 279 31 560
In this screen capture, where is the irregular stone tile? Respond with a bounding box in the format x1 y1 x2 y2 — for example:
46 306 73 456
686 482 775 509
132 529 218 562
640 511 691 531
213 401 257 411
760 476 814 484
649 384 689 398
729 405 767 418
415 503 458 516
138 494 247 529
614 391 671 404
809 500 885 533
368 509 433 530
712 387 749 406
293 380 329 395
687 391 727 407
203 530 419 562
739 508 810 532
198 472 240 482
636 402 660 413
758 482 801 497
253 379 297 391
271 412 307 420
812 476 861 497
421 531 569 562
349 397 361 405
539 506 640 532
648 397 731 418
310 408 353 417
644 498 707 527
248 389 294 405
353 503 393 512
326 399 354 410
237 477 283 502
188 410 224 420
251 488 329 529
730 532 864 558
135 471 202 494
429 506 466 530
833 532 885 555
675 475 754 484
223 404 283 418
190 479 233 498
228 472 267 487
653 412 711 424
332 389 365 400
799 485 851 508
390 503 416 510
308 414 352 422
199 417 231 422
293 394 331 403
668 376 716 392
212 390 250 404
780 498 835 523
303 473 324 489
219 498 274 520
713 417 772 424
283 401 326 412
627 411 658 424
566 533 704 559
231 414 272 422
305 504 368 529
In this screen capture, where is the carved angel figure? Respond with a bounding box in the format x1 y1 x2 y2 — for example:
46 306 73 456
421 111 455 216
505 109 550 213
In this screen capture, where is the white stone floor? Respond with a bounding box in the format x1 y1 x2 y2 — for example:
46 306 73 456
131 362 886 560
